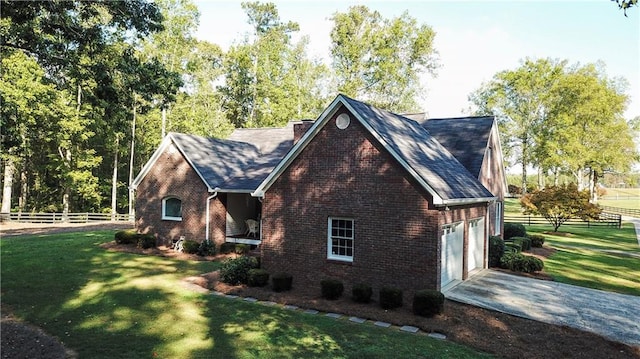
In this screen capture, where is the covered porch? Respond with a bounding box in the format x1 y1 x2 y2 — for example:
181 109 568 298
224 193 261 245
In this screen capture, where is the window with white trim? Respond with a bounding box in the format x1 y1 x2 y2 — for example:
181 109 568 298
495 201 502 235
328 217 354 262
162 197 182 221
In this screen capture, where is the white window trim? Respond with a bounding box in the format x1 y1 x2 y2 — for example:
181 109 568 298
162 197 182 221
327 217 354 262
495 202 502 235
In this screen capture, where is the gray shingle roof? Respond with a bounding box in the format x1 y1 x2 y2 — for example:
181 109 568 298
341 95 494 201
421 116 495 179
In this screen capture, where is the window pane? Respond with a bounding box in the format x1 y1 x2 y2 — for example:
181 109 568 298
165 198 182 217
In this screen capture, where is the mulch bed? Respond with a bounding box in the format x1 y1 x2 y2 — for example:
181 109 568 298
3 239 639 359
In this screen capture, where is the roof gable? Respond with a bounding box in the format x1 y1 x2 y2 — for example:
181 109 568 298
254 95 495 205
421 116 495 178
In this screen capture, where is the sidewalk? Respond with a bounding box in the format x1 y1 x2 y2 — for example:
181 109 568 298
622 216 640 246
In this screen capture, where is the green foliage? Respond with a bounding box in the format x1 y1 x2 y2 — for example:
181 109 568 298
379 287 403 309
521 183 601 232
511 236 531 251
330 6 437 112
197 239 216 256
247 269 270 287
137 234 156 249
351 283 373 303
488 236 505 267
412 289 445 317
271 272 293 292
504 223 527 240
114 229 139 245
220 256 259 285
528 234 546 247
500 252 544 273
320 279 344 300
182 240 200 254
220 243 250 254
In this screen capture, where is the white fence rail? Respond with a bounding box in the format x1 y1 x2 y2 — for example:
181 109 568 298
1 212 132 223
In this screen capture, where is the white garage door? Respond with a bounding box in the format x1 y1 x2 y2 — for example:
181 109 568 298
441 221 464 288
468 218 485 273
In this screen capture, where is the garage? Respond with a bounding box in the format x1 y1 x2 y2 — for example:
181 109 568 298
468 217 485 273
441 221 464 288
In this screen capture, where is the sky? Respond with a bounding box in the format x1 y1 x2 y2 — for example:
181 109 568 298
193 0 640 120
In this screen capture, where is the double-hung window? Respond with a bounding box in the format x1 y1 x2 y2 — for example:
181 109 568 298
328 217 354 262
162 197 182 221
494 201 502 235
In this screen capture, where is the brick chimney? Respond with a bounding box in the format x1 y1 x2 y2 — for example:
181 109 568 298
293 120 314 144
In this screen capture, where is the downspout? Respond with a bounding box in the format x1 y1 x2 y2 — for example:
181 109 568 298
205 192 218 242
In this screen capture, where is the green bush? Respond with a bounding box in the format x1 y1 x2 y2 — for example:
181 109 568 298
182 240 200 254
137 234 156 249
488 236 505 267
504 243 521 253
528 234 545 248
271 273 293 292
352 283 373 303
413 289 445 317
235 244 250 254
504 223 526 240
220 256 259 285
379 287 403 309
220 243 236 254
320 279 344 300
114 229 139 245
500 252 544 273
511 236 531 251
198 239 216 256
247 269 270 287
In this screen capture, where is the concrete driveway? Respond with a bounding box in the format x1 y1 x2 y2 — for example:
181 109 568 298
445 270 640 347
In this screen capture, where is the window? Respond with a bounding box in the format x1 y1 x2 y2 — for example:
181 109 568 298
328 217 354 262
495 201 502 235
162 197 182 221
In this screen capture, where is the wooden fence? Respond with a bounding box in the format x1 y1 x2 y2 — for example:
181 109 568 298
598 205 640 218
1 212 132 223
505 212 622 228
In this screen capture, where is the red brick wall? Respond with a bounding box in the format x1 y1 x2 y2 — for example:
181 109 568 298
135 143 226 247
261 105 486 300
478 126 506 237
293 120 314 144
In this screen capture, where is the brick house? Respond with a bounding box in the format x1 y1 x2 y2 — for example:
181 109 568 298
133 94 506 293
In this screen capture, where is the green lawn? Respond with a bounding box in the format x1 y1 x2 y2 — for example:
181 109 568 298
522 224 640 296
1 231 489 358
598 199 640 210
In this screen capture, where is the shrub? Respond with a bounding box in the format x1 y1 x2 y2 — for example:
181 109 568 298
182 240 200 254
413 289 445 317
271 273 293 292
220 243 236 254
198 239 216 256
220 256 259 285
235 244 250 254
504 223 527 240
529 234 545 248
352 283 373 303
500 252 544 273
247 269 270 287
488 236 505 267
504 242 521 253
379 287 403 309
115 229 139 245
137 234 156 249
320 279 344 300
511 236 531 251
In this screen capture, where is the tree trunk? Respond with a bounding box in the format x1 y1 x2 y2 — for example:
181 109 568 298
537 167 545 189
128 101 137 221
161 107 167 138
521 137 528 194
1 158 15 214
590 169 599 203
19 168 27 212
111 136 119 221
553 167 559 186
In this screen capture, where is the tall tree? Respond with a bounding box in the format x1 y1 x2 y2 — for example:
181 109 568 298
469 58 566 194
330 6 438 112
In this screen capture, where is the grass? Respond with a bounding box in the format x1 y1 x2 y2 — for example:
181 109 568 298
598 199 640 210
522 224 640 296
1 231 489 358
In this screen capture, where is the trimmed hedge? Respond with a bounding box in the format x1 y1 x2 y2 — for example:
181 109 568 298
320 279 344 300
413 289 445 317
198 239 216 256
272 273 293 292
528 234 545 248
220 243 250 254
220 256 259 285
137 234 156 249
379 287 403 309
488 235 505 267
504 223 526 240
500 252 544 273
114 229 139 245
352 283 373 303
248 269 270 287
182 240 200 254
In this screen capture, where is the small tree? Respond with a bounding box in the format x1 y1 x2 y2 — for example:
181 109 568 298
520 183 601 232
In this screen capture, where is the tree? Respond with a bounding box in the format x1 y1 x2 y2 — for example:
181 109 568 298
330 6 438 112
470 58 566 194
520 184 601 232
613 0 638 15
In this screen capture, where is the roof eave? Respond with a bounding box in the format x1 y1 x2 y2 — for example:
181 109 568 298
436 196 497 207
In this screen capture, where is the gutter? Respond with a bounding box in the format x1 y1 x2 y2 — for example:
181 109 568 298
436 196 497 207
205 192 218 241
